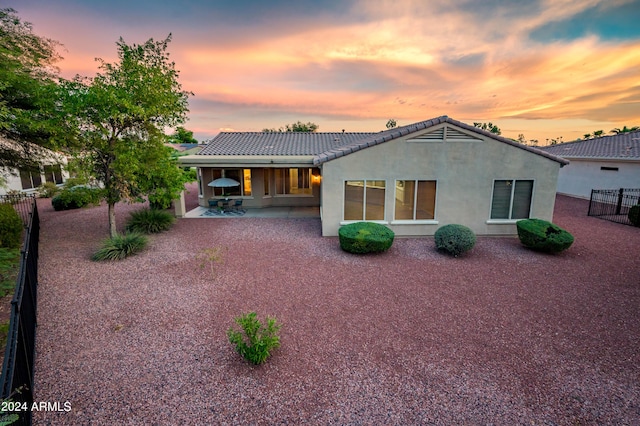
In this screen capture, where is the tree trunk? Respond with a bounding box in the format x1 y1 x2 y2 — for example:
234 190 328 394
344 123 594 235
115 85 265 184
108 202 117 238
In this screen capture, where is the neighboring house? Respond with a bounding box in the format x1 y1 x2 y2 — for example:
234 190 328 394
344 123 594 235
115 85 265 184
179 116 568 236
165 143 203 156
0 137 69 195
540 132 640 199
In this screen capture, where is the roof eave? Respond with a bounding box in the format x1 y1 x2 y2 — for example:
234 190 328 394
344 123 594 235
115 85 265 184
179 154 315 168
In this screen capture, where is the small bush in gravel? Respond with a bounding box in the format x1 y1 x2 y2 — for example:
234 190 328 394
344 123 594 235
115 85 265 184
434 224 476 257
338 222 395 254
227 312 281 365
91 232 148 261
126 208 175 234
628 205 640 227
51 186 101 211
0 203 23 249
516 219 574 253
196 246 226 278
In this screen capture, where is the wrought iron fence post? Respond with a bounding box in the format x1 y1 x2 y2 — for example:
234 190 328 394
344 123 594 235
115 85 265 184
616 188 624 215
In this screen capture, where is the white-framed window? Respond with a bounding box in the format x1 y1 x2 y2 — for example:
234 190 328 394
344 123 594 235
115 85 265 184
263 169 270 195
490 179 533 219
394 180 437 220
274 168 311 195
20 168 42 190
43 164 63 184
344 180 386 221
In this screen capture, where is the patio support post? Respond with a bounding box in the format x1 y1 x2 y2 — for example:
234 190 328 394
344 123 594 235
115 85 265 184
175 190 186 218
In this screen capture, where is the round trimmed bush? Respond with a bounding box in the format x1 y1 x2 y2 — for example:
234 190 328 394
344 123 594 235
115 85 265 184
0 203 23 249
628 204 640 227
52 186 101 211
434 224 476 256
339 222 395 254
516 218 574 253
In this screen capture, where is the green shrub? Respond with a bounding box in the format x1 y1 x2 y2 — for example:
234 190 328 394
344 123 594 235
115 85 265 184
0 248 19 298
338 222 395 254
126 208 175 234
0 204 23 249
63 177 89 188
434 224 476 256
91 232 148 261
227 312 281 365
628 205 640 227
36 182 59 198
516 219 574 253
51 186 102 211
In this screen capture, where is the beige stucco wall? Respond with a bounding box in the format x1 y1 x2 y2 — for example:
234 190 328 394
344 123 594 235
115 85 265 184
320 124 561 237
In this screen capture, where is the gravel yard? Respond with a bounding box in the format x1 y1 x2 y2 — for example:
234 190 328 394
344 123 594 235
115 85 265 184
33 188 640 425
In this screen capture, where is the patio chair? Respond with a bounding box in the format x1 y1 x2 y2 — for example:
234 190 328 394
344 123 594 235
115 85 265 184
231 199 243 212
208 199 219 210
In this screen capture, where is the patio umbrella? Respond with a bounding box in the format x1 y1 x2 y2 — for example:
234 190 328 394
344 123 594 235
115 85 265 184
207 177 240 188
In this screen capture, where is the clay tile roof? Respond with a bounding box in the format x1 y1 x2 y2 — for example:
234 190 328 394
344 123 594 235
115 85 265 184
198 132 375 156
312 115 569 166
195 116 569 166
539 132 640 160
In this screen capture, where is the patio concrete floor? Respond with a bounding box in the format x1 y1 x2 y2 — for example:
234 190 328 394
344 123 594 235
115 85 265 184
184 205 320 219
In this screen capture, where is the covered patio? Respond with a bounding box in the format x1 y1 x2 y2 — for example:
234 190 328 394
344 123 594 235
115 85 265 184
184 205 319 219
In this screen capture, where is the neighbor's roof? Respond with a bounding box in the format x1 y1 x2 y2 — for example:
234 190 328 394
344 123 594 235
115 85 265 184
198 132 375 156
192 116 569 166
539 131 640 160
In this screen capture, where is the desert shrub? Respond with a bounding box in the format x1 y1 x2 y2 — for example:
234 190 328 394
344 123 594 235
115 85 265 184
227 312 281 365
91 232 148 261
196 246 227 278
338 222 395 254
434 224 476 256
36 182 59 198
51 186 102 211
0 204 23 249
516 219 574 253
126 208 175 234
628 205 640 227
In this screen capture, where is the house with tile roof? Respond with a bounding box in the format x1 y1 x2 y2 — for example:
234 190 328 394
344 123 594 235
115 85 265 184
178 116 569 236
540 132 640 199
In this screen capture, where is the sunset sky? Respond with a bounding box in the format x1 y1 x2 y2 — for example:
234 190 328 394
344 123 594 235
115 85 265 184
12 0 640 144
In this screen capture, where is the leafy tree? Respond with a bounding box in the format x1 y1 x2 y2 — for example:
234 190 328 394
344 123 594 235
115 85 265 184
61 35 191 237
168 126 198 144
263 121 319 132
0 8 66 171
583 133 592 140
610 125 639 134
473 122 501 135
386 118 397 129
137 140 190 210
593 130 604 138
545 136 564 145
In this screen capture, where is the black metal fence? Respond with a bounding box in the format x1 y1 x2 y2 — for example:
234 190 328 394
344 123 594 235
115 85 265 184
588 188 640 226
0 194 39 425
0 194 37 226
